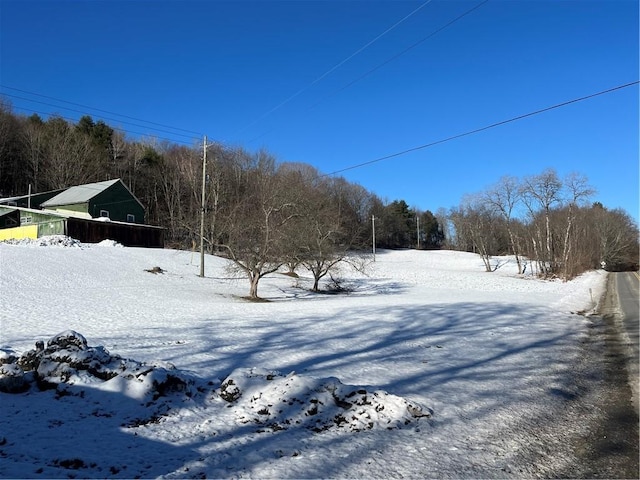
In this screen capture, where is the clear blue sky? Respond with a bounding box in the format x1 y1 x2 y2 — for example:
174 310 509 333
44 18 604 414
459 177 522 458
1 0 638 221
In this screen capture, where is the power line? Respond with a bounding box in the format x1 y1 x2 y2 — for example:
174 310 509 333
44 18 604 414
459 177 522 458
310 0 490 109
0 84 202 136
236 0 434 137
8 104 196 147
247 0 489 145
324 81 640 177
2 92 198 141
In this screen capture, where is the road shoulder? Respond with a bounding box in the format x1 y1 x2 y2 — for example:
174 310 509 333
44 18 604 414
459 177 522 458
552 273 639 478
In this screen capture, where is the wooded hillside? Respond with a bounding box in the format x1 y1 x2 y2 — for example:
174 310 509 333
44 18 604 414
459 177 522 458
1 100 636 294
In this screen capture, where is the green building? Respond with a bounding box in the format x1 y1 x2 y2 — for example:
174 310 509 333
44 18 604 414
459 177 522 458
40 179 145 224
0 179 163 247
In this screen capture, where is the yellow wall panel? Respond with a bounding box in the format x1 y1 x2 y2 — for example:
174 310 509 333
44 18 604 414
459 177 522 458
0 225 39 241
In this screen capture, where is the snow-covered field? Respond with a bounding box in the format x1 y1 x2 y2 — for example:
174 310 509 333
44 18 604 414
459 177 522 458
0 237 606 478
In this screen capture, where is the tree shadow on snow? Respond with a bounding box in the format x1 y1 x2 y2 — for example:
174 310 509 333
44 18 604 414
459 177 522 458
96 300 588 477
0 381 200 479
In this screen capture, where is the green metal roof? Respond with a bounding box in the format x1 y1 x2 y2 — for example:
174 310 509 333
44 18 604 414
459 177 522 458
40 179 121 207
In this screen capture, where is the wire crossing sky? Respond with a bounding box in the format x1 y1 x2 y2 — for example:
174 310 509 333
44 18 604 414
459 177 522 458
235 0 436 137
245 0 490 144
0 85 201 143
0 85 202 136
1 1 638 220
325 81 639 176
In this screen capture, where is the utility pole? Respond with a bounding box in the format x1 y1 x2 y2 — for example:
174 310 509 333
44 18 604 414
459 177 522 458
199 135 207 278
372 215 376 262
416 215 420 249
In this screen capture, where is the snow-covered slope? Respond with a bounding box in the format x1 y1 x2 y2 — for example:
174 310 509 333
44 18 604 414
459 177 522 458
0 237 606 478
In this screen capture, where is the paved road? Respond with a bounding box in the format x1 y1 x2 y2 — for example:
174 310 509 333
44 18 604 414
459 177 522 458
546 272 639 479
611 271 639 413
616 272 639 359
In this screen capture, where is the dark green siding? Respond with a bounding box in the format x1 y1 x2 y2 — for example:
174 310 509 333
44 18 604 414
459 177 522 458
90 182 145 223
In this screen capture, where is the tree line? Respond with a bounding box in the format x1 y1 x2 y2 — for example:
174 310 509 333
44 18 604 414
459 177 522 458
447 171 638 279
0 100 636 296
0 101 446 297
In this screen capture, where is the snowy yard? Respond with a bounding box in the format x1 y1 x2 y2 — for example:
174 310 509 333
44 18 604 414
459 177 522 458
0 237 606 478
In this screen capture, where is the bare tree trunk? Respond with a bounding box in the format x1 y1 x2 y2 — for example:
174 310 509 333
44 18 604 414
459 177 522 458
545 209 554 274
561 173 595 279
530 237 537 276
484 176 524 273
249 271 261 299
561 205 574 280
508 229 523 274
522 169 563 277
23 124 45 192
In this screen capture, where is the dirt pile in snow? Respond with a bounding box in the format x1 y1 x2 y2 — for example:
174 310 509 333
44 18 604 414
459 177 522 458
219 367 431 433
1 235 84 248
1 332 431 435
1 235 124 248
0 331 193 401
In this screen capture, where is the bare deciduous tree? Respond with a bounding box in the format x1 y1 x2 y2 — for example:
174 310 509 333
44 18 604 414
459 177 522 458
483 175 524 273
217 151 302 299
297 177 350 292
593 205 639 271
22 116 46 193
0 100 26 195
559 172 595 279
450 198 502 272
43 116 99 189
521 168 563 276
